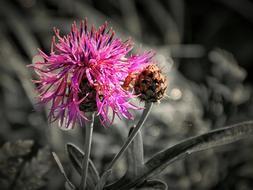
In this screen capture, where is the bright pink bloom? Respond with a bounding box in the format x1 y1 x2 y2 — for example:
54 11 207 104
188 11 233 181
30 19 153 128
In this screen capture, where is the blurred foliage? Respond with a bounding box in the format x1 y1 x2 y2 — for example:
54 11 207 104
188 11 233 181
0 140 52 190
0 0 253 189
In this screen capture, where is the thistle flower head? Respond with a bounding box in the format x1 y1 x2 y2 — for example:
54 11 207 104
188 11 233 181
30 19 153 128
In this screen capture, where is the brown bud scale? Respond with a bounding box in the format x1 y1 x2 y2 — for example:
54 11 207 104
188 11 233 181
134 64 167 102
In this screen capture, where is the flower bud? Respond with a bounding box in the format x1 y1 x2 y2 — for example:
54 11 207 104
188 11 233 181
134 64 167 102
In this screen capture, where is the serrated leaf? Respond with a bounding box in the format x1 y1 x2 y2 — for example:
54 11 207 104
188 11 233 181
105 121 253 190
137 179 168 190
94 169 112 190
14 146 52 190
66 143 99 189
125 127 144 178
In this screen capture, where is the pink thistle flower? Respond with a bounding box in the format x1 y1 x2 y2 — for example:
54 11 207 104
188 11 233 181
30 19 153 128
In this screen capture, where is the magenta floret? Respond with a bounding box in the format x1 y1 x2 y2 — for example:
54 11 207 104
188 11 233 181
30 19 153 128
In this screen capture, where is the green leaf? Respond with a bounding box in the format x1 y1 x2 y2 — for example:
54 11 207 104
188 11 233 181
65 181 76 190
105 120 253 190
101 127 145 190
137 179 167 190
144 120 253 179
66 143 99 189
125 127 144 178
94 169 112 190
52 152 76 190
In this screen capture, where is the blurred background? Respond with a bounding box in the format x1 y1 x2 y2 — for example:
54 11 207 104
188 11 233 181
1 0 253 189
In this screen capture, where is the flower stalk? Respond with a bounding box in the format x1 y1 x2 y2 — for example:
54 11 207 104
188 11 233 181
80 112 95 190
105 102 153 172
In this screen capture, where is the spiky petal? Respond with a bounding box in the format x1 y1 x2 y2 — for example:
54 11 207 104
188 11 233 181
30 19 153 128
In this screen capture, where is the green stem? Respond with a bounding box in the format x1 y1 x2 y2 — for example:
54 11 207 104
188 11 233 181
80 112 95 190
106 102 153 171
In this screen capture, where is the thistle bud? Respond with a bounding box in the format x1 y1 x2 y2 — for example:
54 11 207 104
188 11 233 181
134 64 167 102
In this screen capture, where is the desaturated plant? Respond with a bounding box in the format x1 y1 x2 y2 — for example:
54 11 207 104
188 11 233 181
30 19 253 190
